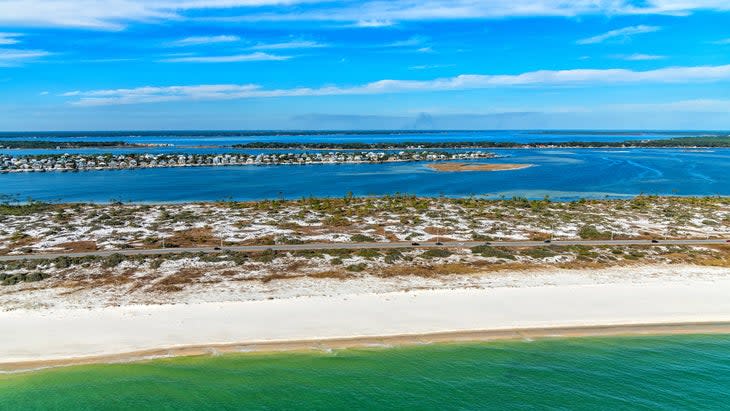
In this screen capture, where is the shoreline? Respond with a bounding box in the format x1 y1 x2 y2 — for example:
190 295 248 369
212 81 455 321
3 322 730 373
0 155 497 174
4 278 730 372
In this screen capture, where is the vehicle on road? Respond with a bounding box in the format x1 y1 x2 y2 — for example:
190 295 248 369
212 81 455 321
435 242 444 246
411 242 420 246
651 239 660 243
213 247 221 251
544 239 552 244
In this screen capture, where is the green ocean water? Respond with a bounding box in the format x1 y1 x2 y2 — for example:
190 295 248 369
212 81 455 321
3 335 730 410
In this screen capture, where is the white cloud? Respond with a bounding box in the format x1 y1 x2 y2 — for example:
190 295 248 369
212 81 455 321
2 1 730 30
0 0 319 29
384 36 427 48
168 35 240 47
224 1 730 24
0 48 50 66
249 40 328 50
409 64 456 70
620 53 666 61
353 19 394 28
713 38 730 45
161 52 291 63
161 52 290 63
64 64 730 106
0 32 23 45
577 25 662 44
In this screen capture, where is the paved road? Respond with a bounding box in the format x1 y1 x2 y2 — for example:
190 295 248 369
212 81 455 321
1 239 728 262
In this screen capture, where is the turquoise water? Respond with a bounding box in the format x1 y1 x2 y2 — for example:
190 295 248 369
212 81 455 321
1 148 729 202
2 335 730 410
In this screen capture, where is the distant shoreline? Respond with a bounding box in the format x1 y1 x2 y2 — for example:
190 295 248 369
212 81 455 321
0 130 727 138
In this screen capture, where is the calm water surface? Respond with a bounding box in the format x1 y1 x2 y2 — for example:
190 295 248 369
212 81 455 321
0 130 701 147
2 335 730 410
1 148 728 202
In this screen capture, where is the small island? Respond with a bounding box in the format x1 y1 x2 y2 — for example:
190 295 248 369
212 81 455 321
0 151 498 173
233 136 730 150
428 162 533 172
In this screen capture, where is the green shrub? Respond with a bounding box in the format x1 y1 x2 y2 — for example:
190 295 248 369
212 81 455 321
350 234 375 242
521 247 558 259
357 249 381 259
422 249 453 259
10 231 29 242
255 249 277 263
229 252 249 266
323 249 354 258
293 250 324 259
55 256 71 269
25 272 46 282
277 236 304 245
578 225 606 240
384 250 403 264
102 253 125 268
471 246 516 260
346 263 367 272
2 275 20 286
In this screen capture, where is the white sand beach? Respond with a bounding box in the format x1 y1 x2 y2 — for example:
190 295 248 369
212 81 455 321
3 273 730 370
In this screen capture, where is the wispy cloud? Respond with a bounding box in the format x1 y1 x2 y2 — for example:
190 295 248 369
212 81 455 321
64 64 730 106
0 0 317 29
3 1 730 30
249 40 327 50
161 52 290 63
384 36 427 48
578 25 662 44
713 38 730 45
80 57 139 63
620 53 666 61
409 64 455 70
353 19 394 28
0 32 23 45
220 1 730 25
0 48 50 66
168 35 240 47
379 36 433 52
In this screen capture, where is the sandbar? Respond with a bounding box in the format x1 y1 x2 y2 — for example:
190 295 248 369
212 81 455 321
428 162 533 172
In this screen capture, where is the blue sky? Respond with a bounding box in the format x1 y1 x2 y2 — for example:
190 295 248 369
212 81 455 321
1 0 729 130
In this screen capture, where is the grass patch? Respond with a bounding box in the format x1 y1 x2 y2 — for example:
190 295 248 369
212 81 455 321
471 245 516 260
421 249 454 259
